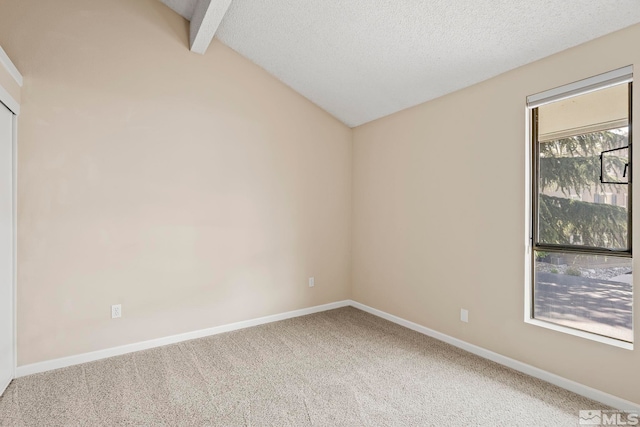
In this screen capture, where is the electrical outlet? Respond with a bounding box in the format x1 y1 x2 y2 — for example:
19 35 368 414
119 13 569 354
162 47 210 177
460 309 469 323
308 277 315 287
111 304 122 319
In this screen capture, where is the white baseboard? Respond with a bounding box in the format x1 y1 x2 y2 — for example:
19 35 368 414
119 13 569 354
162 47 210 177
349 300 640 413
15 300 351 378
14 298 640 412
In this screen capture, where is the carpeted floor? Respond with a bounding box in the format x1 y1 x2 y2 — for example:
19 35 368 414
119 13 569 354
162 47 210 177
0 307 608 426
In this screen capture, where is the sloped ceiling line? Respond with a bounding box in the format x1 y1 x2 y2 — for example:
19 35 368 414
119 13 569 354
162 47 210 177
158 0 640 127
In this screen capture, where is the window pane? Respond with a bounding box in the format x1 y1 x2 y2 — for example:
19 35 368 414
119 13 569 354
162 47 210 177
537 127 629 250
534 251 632 342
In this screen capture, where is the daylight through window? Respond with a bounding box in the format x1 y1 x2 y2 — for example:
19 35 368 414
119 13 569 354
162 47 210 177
528 69 633 343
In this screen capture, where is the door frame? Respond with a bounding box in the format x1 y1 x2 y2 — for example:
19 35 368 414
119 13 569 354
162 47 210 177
0 45 21 393
11 112 17 384
0 103 17 395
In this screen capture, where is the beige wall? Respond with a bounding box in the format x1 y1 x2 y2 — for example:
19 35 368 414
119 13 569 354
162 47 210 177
0 0 352 365
352 23 640 404
1 0 638 406
0 49 20 107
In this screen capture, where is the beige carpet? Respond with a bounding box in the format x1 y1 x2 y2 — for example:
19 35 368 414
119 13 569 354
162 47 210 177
0 307 608 426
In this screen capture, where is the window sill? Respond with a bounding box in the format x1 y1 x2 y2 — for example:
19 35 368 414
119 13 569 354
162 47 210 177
524 318 634 350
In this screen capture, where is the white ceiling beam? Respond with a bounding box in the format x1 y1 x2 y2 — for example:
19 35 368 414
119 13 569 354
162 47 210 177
189 0 233 55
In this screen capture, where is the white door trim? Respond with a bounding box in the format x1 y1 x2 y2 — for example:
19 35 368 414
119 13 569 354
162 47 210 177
0 48 19 395
0 85 19 116
11 114 17 382
0 46 22 87
0 103 15 397
0 44 22 116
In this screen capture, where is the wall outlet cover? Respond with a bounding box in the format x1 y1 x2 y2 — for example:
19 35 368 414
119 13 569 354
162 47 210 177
111 304 122 319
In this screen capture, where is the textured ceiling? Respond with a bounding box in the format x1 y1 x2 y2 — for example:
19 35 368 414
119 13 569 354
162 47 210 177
160 0 197 22
160 0 640 127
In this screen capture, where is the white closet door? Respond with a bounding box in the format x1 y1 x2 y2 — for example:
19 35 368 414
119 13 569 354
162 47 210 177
0 102 14 396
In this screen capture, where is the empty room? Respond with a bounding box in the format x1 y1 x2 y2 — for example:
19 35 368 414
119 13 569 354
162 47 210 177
0 0 639 425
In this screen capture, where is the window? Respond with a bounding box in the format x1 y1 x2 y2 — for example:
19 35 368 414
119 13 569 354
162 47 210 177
527 66 633 346
593 193 607 204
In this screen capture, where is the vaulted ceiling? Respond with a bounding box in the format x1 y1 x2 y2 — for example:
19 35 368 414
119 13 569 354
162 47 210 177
159 0 640 127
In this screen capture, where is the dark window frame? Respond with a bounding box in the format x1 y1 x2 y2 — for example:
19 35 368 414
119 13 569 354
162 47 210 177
531 82 633 257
